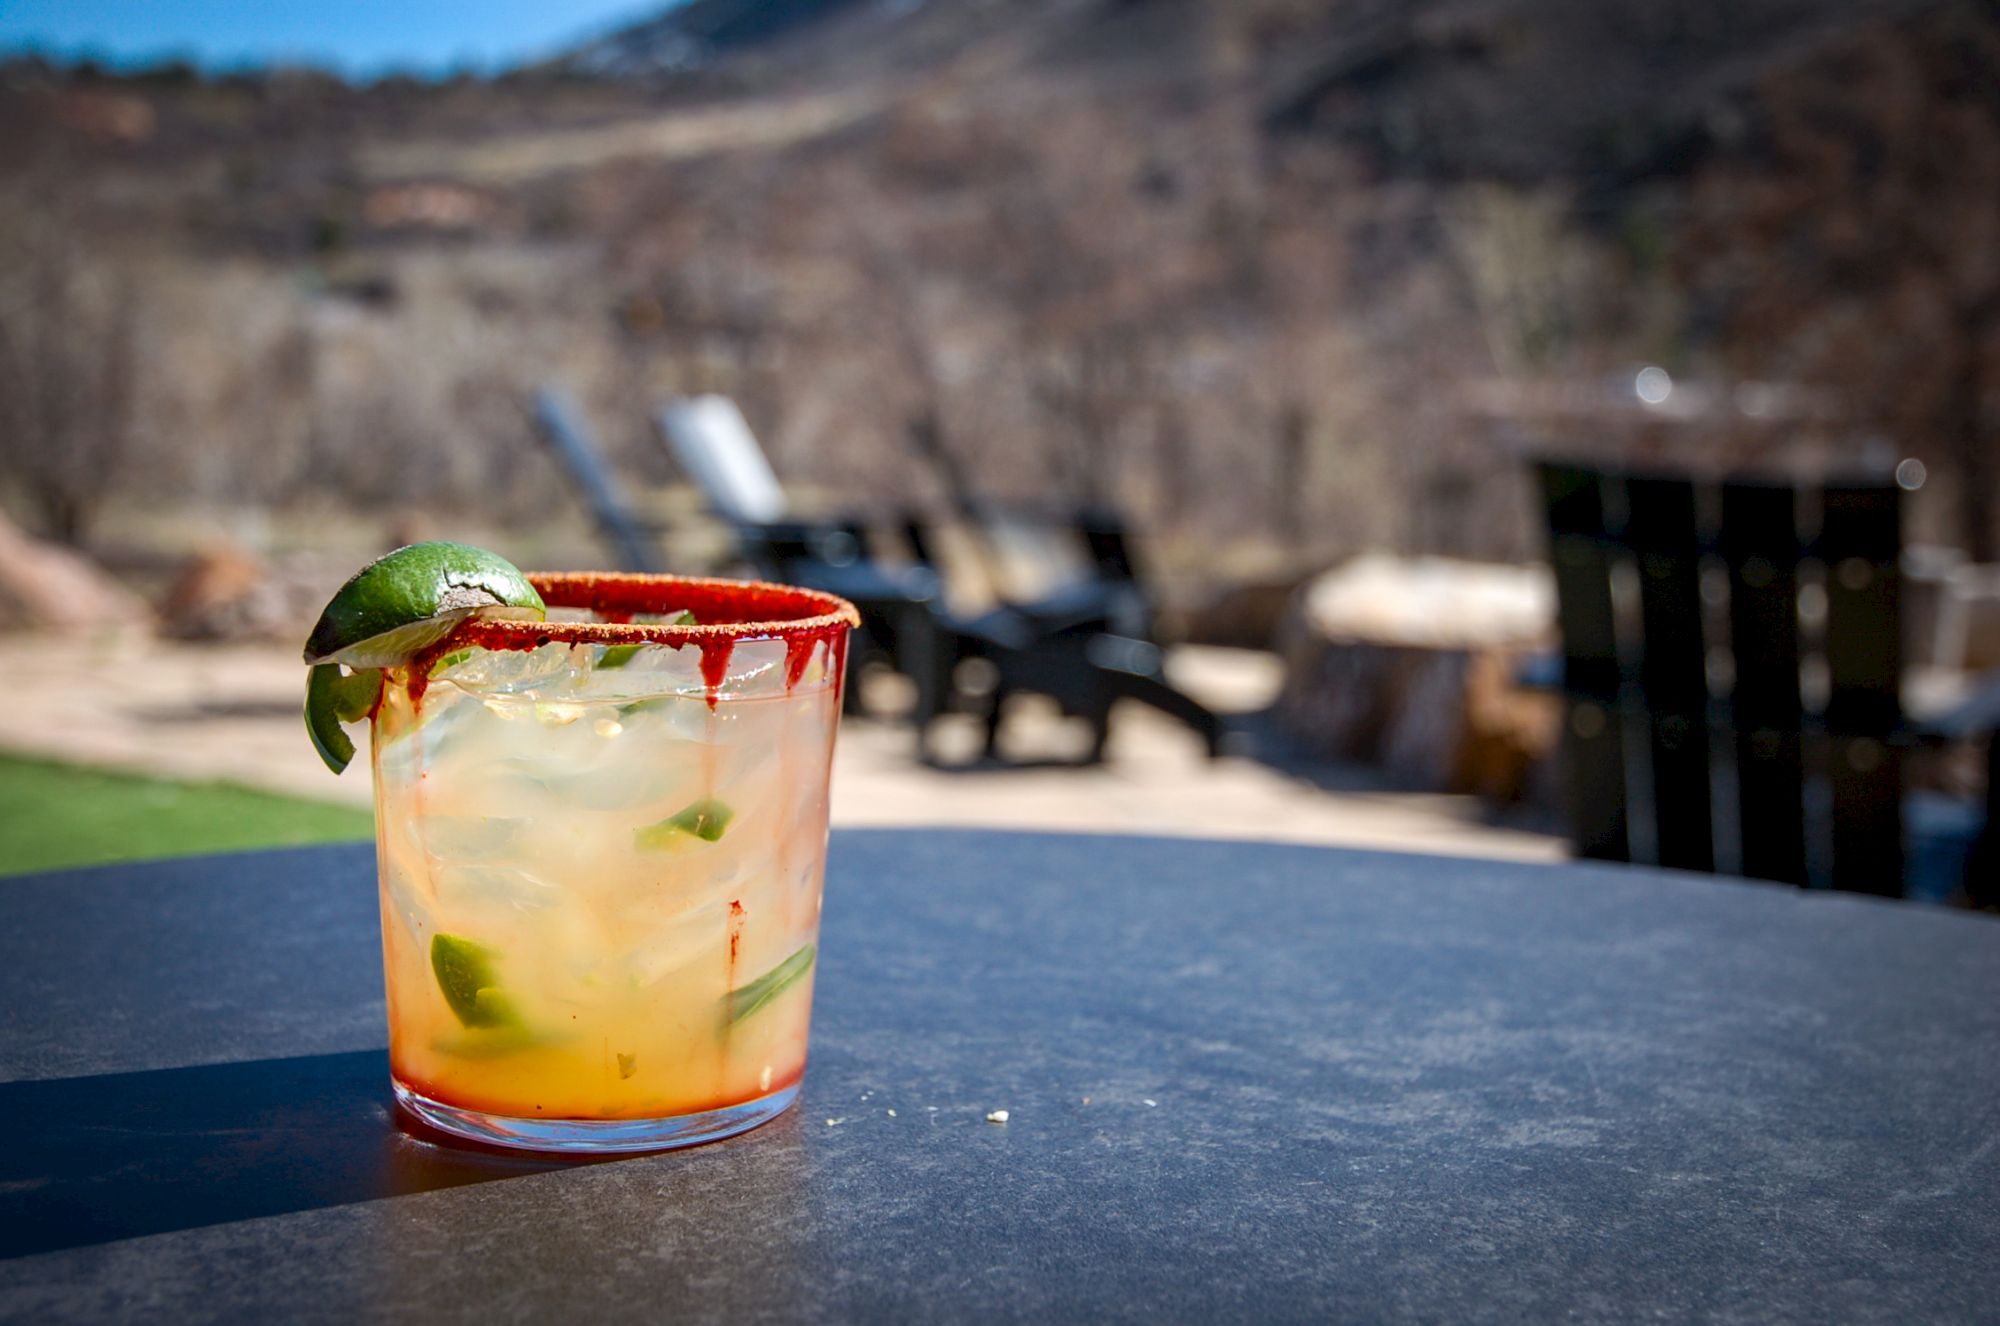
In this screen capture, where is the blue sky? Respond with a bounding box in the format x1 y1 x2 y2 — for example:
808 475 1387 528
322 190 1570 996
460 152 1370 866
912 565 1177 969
0 1 676 76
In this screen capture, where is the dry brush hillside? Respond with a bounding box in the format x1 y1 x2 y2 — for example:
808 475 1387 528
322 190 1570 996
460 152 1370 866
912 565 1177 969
1 0 1993 596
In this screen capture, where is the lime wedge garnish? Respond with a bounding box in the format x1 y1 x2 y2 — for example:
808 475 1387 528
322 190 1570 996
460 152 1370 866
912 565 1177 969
300 542 544 775
304 663 384 775
430 933 524 1030
635 798 734 848
302 541 545 668
725 945 816 1024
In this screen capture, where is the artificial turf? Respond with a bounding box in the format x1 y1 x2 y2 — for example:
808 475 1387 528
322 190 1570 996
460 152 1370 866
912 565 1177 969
0 755 372 876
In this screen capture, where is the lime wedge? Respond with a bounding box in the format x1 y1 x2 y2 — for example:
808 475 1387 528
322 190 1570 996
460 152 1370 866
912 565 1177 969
430 933 524 1030
304 663 383 775
303 541 544 668
725 945 816 1024
301 542 544 775
472 987 524 1028
635 798 734 848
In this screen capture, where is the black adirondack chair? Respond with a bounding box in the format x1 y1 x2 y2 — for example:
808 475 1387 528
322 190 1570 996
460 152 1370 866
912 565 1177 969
895 420 1222 759
653 397 1223 763
1535 459 1997 901
894 508 1212 753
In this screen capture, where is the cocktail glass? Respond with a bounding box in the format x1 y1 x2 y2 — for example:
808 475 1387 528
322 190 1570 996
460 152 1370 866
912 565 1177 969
369 572 856 1153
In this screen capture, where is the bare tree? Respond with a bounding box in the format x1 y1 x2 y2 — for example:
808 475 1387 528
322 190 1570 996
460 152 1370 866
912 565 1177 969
1679 3 2000 558
0 218 141 545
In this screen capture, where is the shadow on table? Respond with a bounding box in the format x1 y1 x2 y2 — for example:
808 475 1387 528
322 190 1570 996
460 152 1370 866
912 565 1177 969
0 1050 605 1259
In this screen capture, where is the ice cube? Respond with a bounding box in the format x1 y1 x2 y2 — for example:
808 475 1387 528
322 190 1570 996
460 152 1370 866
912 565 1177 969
429 862 611 975
528 701 590 726
434 863 564 914
381 863 436 945
436 643 580 696
478 707 687 811
621 897 730 989
713 639 788 699
568 637 794 703
493 755 680 811
375 728 421 786
570 644 709 701
614 692 713 743
415 815 526 863
374 686 491 785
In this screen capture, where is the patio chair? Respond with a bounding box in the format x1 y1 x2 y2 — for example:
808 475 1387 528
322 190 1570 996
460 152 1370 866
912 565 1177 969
1534 458 1998 902
655 396 1223 762
893 410 1224 757
531 387 938 723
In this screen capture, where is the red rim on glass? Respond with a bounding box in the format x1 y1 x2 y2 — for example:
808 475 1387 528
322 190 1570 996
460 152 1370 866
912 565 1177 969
410 572 862 704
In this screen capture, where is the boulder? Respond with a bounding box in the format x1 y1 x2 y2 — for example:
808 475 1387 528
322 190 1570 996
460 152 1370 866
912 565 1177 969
158 541 295 641
0 510 152 634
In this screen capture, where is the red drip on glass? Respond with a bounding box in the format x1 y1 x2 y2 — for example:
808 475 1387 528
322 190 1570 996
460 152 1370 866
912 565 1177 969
698 639 735 710
784 636 818 690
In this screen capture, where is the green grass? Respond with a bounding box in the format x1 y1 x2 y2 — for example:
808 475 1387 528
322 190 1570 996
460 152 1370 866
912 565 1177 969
0 755 373 877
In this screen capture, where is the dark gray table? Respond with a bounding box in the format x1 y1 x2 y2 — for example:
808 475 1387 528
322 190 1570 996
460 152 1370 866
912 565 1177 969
1 831 1995 1324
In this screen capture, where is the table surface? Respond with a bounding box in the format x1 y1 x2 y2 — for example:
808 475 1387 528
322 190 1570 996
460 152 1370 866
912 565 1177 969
1 830 1995 1324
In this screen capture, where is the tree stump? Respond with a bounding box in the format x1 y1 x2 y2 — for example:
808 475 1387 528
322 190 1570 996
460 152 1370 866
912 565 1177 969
1277 554 1559 801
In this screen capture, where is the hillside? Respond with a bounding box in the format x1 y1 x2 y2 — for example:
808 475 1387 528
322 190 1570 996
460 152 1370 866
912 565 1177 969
0 0 1992 572
555 0 880 76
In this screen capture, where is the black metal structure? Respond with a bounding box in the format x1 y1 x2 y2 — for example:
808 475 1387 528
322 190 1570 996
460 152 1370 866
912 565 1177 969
1534 459 1996 900
1719 481 1808 885
1538 465 1629 863
1625 475 1715 874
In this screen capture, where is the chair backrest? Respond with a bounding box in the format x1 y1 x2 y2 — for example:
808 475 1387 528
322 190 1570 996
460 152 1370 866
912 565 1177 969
1539 463 1631 864
1534 460 1905 894
899 401 1162 619
655 396 788 526
531 387 662 573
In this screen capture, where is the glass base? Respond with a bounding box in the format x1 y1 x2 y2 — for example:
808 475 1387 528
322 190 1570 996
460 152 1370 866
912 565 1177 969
393 1078 800 1154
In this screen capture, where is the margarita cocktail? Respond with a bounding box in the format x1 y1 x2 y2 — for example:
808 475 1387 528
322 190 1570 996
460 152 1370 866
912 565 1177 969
303 550 855 1152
